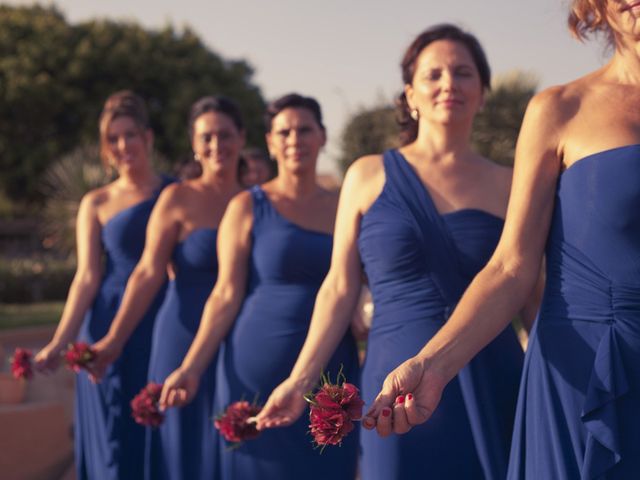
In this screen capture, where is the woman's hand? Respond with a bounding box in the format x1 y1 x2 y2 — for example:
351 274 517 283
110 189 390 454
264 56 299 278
87 336 123 383
159 367 201 410
362 354 448 436
34 341 65 373
253 377 311 430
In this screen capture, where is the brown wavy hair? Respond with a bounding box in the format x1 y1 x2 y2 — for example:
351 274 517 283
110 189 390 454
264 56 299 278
98 90 150 169
568 0 610 41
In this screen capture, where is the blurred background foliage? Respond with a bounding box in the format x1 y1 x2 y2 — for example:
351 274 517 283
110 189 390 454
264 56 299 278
0 4 537 311
0 4 266 206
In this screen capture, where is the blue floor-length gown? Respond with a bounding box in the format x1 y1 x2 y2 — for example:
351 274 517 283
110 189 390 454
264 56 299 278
358 150 524 480
508 145 640 480
146 228 219 480
216 186 359 480
75 177 172 480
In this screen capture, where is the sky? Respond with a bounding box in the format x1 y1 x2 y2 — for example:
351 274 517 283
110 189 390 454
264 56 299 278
8 0 609 174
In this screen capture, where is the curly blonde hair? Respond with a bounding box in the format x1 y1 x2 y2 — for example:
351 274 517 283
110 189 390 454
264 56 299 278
568 0 610 41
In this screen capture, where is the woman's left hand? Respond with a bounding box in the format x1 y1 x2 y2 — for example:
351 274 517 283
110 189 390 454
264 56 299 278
362 354 448 436
87 336 123 383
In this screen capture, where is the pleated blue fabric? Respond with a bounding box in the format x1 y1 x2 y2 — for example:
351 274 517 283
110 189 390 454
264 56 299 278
359 150 523 480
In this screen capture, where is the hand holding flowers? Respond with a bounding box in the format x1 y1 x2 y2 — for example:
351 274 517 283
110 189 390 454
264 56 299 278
131 382 165 427
159 367 201 410
214 400 263 445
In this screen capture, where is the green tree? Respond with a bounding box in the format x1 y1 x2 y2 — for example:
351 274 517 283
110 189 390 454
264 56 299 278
0 5 266 203
471 70 538 166
336 71 537 173
337 105 400 175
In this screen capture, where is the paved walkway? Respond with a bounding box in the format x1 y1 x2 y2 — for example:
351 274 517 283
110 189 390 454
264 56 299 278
0 325 76 480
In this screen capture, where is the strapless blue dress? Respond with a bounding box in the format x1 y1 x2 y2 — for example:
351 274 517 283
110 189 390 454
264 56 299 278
508 145 640 480
358 150 524 480
75 177 172 480
146 228 219 480
216 186 359 480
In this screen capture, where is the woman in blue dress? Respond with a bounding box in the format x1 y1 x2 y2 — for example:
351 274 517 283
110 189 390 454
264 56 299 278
366 3 640 479
89 96 245 480
34 91 172 480
160 93 359 480
256 25 538 479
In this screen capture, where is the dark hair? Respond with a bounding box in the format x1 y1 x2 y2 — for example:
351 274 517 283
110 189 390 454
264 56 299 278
98 90 150 168
238 147 275 182
568 0 611 42
397 24 491 145
188 95 244 141
264 93 325 132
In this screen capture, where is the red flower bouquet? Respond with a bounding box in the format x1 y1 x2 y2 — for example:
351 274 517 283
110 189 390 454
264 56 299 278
214 400 262 445
10 348 34 380
305 369 364 450
130 382 164 428
64 342 96 373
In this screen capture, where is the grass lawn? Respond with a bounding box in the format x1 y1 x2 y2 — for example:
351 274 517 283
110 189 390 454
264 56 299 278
0 302 63 330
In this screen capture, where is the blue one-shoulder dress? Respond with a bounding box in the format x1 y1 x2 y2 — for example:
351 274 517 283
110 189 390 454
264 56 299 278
358 150 524 480
216 186 359 480
75 177 172 480
146 228 219 480
508 145 640 480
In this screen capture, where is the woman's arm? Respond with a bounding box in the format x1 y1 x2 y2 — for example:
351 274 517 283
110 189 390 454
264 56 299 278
519 260 545 333
366 87 568 436
35 192 103 372
89 186 181 380
159 191 253 408
254 160 381 429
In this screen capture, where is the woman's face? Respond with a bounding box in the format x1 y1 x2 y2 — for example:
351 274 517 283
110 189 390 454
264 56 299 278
192 111 245 175
605 0 640 42
266 107 326 174
240 156 271 186
104 116 152 174
405 39 484 128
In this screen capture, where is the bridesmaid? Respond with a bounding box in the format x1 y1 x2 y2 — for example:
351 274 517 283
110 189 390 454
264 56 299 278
34 90 173 480
160 93 359 480
256 25 540 480
366 2 640 479
89 95 245 480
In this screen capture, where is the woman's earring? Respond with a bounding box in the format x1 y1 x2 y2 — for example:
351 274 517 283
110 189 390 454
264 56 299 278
194 153 201 163
410 109 419 121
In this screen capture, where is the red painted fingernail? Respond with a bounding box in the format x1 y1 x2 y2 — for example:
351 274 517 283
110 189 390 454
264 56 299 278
407 394 413 401
396 395 405 404
382 408 391 417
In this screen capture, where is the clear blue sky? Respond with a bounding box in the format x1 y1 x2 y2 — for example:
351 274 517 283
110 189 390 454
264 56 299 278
11 0 608 174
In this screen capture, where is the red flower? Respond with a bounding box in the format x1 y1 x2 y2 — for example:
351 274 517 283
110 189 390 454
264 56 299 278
214 400 262 444
64 342 96 373
130 382 164 428
10 348 33 380
309 406 354 446
305 370 364 450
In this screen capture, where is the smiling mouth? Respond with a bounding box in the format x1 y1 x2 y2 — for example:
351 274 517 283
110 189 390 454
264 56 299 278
621 1 640 11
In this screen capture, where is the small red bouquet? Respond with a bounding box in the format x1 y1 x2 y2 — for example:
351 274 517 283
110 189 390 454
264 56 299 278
131 382 164 428
64 342 96 373
305 368 364 450
214 400 262 445
10 348 34 380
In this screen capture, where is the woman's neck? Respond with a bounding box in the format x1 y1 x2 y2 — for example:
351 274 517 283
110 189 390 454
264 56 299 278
273 169 318 199
610 41 640 84
411 122 474 163
200 167 240 196
117 166 158 191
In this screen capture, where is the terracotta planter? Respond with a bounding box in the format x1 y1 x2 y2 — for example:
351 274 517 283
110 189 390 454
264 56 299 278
0 371 27 404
